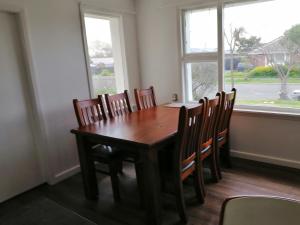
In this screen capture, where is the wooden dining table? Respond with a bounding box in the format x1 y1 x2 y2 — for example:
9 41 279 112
71 105 188 225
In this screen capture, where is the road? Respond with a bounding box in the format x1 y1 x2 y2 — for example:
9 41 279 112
224 83 300 100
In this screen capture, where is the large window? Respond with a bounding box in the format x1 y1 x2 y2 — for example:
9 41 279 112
182 8 219 101
83 13 126 97
224 0 300 110
182 0 300 113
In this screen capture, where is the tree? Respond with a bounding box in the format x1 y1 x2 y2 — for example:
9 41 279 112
261 24 300 100
237 36 261 53
225 26 262 88
192 63 218 100
89 40 113 58
225 26 245 88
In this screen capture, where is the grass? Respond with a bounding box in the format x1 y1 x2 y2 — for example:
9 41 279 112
225 77 300 84
237 99 300 109
95 87 116 95
224 71 300 84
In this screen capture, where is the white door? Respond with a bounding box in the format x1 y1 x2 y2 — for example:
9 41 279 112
0 11 44 202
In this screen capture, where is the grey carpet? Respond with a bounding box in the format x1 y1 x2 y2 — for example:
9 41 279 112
0 197 97 225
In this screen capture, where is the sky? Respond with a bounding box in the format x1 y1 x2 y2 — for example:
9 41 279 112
84 0 300 52
84 17 112 45
188 0 300 51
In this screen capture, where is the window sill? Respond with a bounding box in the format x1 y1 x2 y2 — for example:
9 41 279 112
233 108 300 121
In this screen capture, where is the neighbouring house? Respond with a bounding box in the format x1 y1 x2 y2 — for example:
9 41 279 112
249 37 290 67
225 37 298 70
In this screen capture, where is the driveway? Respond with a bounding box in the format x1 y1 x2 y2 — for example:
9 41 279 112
225 83 300 100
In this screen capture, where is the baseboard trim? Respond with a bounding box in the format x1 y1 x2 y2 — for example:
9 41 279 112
51 165 80 185
231 150 300 170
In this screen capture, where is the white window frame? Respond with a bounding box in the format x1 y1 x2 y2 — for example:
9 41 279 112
179 0 300 115
80 4 129 98
180 4 222 103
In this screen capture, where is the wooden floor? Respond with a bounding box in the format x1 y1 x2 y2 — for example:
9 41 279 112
1 158 300 225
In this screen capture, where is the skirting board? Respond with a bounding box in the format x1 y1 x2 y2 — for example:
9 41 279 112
50 165 80 185
231 149 300 170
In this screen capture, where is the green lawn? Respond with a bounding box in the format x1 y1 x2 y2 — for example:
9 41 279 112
237 99 300 109
224 71 300 84
95 87 116 95
225 77 300 84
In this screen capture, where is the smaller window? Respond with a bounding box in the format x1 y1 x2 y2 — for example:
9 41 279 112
182 7 219 102
83 14 126 97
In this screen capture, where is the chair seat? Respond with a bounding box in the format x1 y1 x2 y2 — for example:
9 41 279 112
218 129 228 142
218 136 225 142
200 145 212 160
182 161 195 173
90 144 122 161
201 145 211 154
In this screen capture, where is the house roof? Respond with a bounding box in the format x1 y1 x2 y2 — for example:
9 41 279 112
249 36 288 55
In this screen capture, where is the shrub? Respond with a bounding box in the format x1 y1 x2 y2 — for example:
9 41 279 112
289 66 300 78
249 66 278 78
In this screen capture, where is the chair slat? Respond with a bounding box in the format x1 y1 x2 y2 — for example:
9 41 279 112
105 90 132 118
73 97 107 127
134 86 157 110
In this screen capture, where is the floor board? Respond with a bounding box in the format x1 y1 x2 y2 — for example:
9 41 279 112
1 159 300 225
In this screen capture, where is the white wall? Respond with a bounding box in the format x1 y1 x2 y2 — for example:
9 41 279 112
231 112 300 169
0 0 140 184
136 0 300 169
136 0 182 104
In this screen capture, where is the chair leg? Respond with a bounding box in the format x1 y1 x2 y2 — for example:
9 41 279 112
223 140 232 168
109 162 121 202
209 150 219 182
174 178 188 223
216 145 222 180
194 161 205 204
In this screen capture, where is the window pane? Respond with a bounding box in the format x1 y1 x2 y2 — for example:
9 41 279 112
184 8 217 53
224 0 300 110
186 62 218 101
84 15 125 97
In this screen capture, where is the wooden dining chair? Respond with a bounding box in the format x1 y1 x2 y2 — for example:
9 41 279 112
73 96 122 202
198 95 222 189
104 90 145 205
160 103 207 223
216 88 236 179
73 97 107 126
134 86 157 110
105 90 132 118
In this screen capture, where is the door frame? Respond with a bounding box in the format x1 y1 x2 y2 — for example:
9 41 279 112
0 3 50 183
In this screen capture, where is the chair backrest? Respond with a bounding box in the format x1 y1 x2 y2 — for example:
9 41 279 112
134 86 157 110
105 90 132 118
220 196 300 225
73 96 107 127
175 103 206 179
200 95 222 149
218 88 236 135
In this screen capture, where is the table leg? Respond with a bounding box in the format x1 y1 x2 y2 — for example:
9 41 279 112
138 148 162 225
75 134 98 200
135 162 146 208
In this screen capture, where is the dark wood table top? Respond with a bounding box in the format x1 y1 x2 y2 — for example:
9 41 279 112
71 106 181 148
